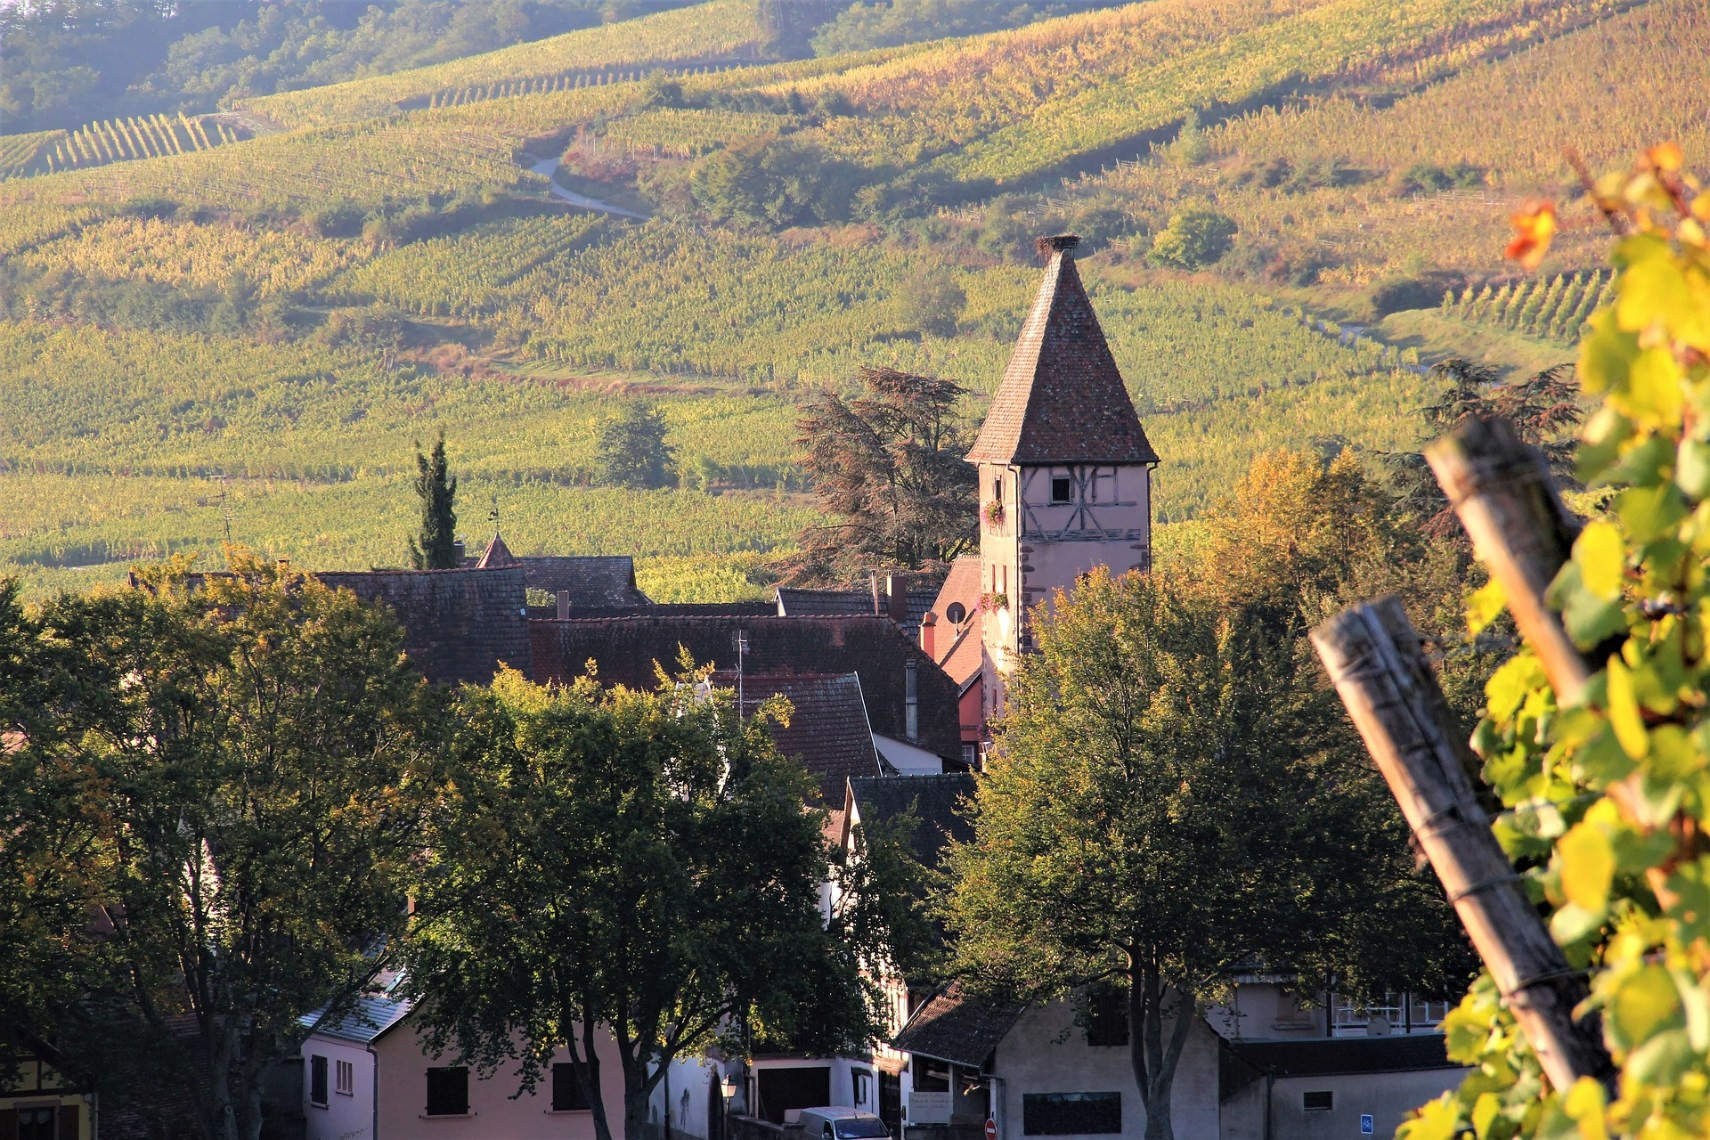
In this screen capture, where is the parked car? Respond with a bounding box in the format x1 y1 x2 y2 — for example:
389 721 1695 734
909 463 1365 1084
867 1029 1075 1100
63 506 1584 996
795 1107 891 1140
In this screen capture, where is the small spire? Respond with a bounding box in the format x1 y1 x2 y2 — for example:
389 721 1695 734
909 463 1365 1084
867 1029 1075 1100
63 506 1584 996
1035 233 1081 261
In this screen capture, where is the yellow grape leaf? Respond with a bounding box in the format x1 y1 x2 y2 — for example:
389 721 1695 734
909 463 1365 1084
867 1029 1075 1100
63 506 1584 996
1607 656 1649 759
1575 519 1625 601
1466 578 1506 636
1558 821 1614 913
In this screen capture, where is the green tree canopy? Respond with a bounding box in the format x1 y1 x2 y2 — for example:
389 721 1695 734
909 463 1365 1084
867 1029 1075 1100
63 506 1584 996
409 430 460 569
786 366 976 583
0 554 448 1140
595 401 675 489
405 668 891 1140
945 563 1467 1140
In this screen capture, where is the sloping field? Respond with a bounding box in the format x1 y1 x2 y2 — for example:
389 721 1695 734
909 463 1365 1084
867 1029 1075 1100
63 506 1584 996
235 0 775 129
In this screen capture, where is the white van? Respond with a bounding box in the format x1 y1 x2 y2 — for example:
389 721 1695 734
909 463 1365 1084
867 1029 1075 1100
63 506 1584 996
794 1107 892 1140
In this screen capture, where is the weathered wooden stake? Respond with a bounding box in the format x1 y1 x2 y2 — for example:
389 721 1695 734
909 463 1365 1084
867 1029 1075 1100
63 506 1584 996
1425 417 1591 705
1311 599 1610 1092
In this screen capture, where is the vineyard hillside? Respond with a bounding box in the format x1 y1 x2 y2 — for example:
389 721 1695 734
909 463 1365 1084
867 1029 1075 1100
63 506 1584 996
0 0 1700 599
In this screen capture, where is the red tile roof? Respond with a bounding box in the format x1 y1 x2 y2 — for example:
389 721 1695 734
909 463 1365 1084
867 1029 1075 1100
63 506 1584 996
528 615 962 759
966 235 1158 467
475 530 520 568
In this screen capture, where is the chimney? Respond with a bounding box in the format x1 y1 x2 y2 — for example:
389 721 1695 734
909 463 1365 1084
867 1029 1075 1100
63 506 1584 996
920 611 937 661
452 538 466 563
904 658 919 743
1035 233 1080 261
555 590 570 620
886 572 907 625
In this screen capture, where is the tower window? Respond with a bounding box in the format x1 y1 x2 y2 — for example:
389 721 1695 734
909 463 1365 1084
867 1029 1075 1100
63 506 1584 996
992 477 1002 500
1050 475 1073 504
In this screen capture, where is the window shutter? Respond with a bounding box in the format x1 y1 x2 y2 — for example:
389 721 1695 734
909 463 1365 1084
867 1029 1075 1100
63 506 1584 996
0 1107 18 1140
57 1104 79 1140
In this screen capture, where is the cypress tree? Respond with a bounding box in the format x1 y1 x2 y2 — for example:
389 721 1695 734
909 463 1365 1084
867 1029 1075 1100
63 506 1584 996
408 433 459 569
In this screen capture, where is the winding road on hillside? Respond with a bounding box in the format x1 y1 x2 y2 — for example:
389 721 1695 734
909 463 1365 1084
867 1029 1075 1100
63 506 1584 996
525 155 649 219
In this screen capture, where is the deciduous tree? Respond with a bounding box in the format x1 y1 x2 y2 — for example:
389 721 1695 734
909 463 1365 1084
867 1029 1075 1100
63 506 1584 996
0 555 448 1140
945 568 1466 1140
595 401 675 489
406 668 886 1140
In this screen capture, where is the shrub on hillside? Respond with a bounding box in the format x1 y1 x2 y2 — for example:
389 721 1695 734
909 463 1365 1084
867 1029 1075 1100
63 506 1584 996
1148 208 1238 269
1389 161 1484 197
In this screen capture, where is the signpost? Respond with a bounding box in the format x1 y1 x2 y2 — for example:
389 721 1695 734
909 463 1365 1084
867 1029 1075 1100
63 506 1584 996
985 1119 997 1140
1360 1115 1374 1134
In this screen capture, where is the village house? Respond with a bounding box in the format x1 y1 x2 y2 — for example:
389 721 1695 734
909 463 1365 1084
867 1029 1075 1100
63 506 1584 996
298 990 631 1140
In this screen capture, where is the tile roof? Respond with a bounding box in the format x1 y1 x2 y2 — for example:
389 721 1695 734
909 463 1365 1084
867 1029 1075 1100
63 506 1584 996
529 615 962 758
891 982 1026 1070
1226 1035 1460 1077
775 587 936 634
314 566 531 686
475 530 520 568
301 993 415 1046
743 673 882 805
966 235 1158 467
847 773 975 870
517 556 651 610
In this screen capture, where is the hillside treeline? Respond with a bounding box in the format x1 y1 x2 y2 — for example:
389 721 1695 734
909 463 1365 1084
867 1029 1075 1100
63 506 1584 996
0 0 679 133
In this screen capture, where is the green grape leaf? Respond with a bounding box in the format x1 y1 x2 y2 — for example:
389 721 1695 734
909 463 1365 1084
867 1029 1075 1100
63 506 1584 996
1608 966 1684 1051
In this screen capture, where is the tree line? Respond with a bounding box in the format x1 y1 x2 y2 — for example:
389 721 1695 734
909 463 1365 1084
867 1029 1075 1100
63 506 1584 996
0 552 913 1140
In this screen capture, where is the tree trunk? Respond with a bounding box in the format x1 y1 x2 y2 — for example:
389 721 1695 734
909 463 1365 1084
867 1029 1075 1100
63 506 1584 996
1127 962 1190 1140
623 1060 654 1140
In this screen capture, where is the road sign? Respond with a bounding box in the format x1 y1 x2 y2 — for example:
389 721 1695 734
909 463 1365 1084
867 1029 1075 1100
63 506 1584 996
985 1119 997 1140
1360 1115 1374 1134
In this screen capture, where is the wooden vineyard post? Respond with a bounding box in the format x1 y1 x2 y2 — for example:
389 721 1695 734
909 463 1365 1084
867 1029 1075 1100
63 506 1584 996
1311 599 1611 1092
1425 416 1590 704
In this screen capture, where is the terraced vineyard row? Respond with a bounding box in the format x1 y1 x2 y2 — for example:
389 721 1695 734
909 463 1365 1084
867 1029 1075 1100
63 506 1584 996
236 0 772 129
336 213 611 315
1441 271 1613 343
936 0 1627 186
599 109 799 158
21 215 362 298
1202 0 1708 182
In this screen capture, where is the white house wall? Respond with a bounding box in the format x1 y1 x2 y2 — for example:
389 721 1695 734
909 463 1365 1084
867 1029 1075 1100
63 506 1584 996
302 1037 375 1140
1221 1070 1467 1140
990 1000 1218 1140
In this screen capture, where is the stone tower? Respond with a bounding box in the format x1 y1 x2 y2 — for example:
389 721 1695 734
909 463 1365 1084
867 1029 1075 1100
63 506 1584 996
968 234 1158 720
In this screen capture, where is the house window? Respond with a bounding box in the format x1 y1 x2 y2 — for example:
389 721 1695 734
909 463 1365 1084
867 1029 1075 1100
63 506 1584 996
992 477 1002 501
310 1054 328 1108
1050 474 1073 504
553 1062 592 1111
1303 1091 1333 1111
426 1066 469 1116
17 1106 57 1140
851 1069 871 1108
1022 1092 1121 1135
336 1059 355 1096
1085 986 1128 1048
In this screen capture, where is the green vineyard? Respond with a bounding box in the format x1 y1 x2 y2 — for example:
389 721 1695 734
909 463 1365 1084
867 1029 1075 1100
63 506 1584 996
1440 271 1613 343
599 109 800 158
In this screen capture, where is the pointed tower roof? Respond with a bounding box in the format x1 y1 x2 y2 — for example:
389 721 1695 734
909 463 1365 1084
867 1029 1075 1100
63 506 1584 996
476 530 519 569
967 235 1157 466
